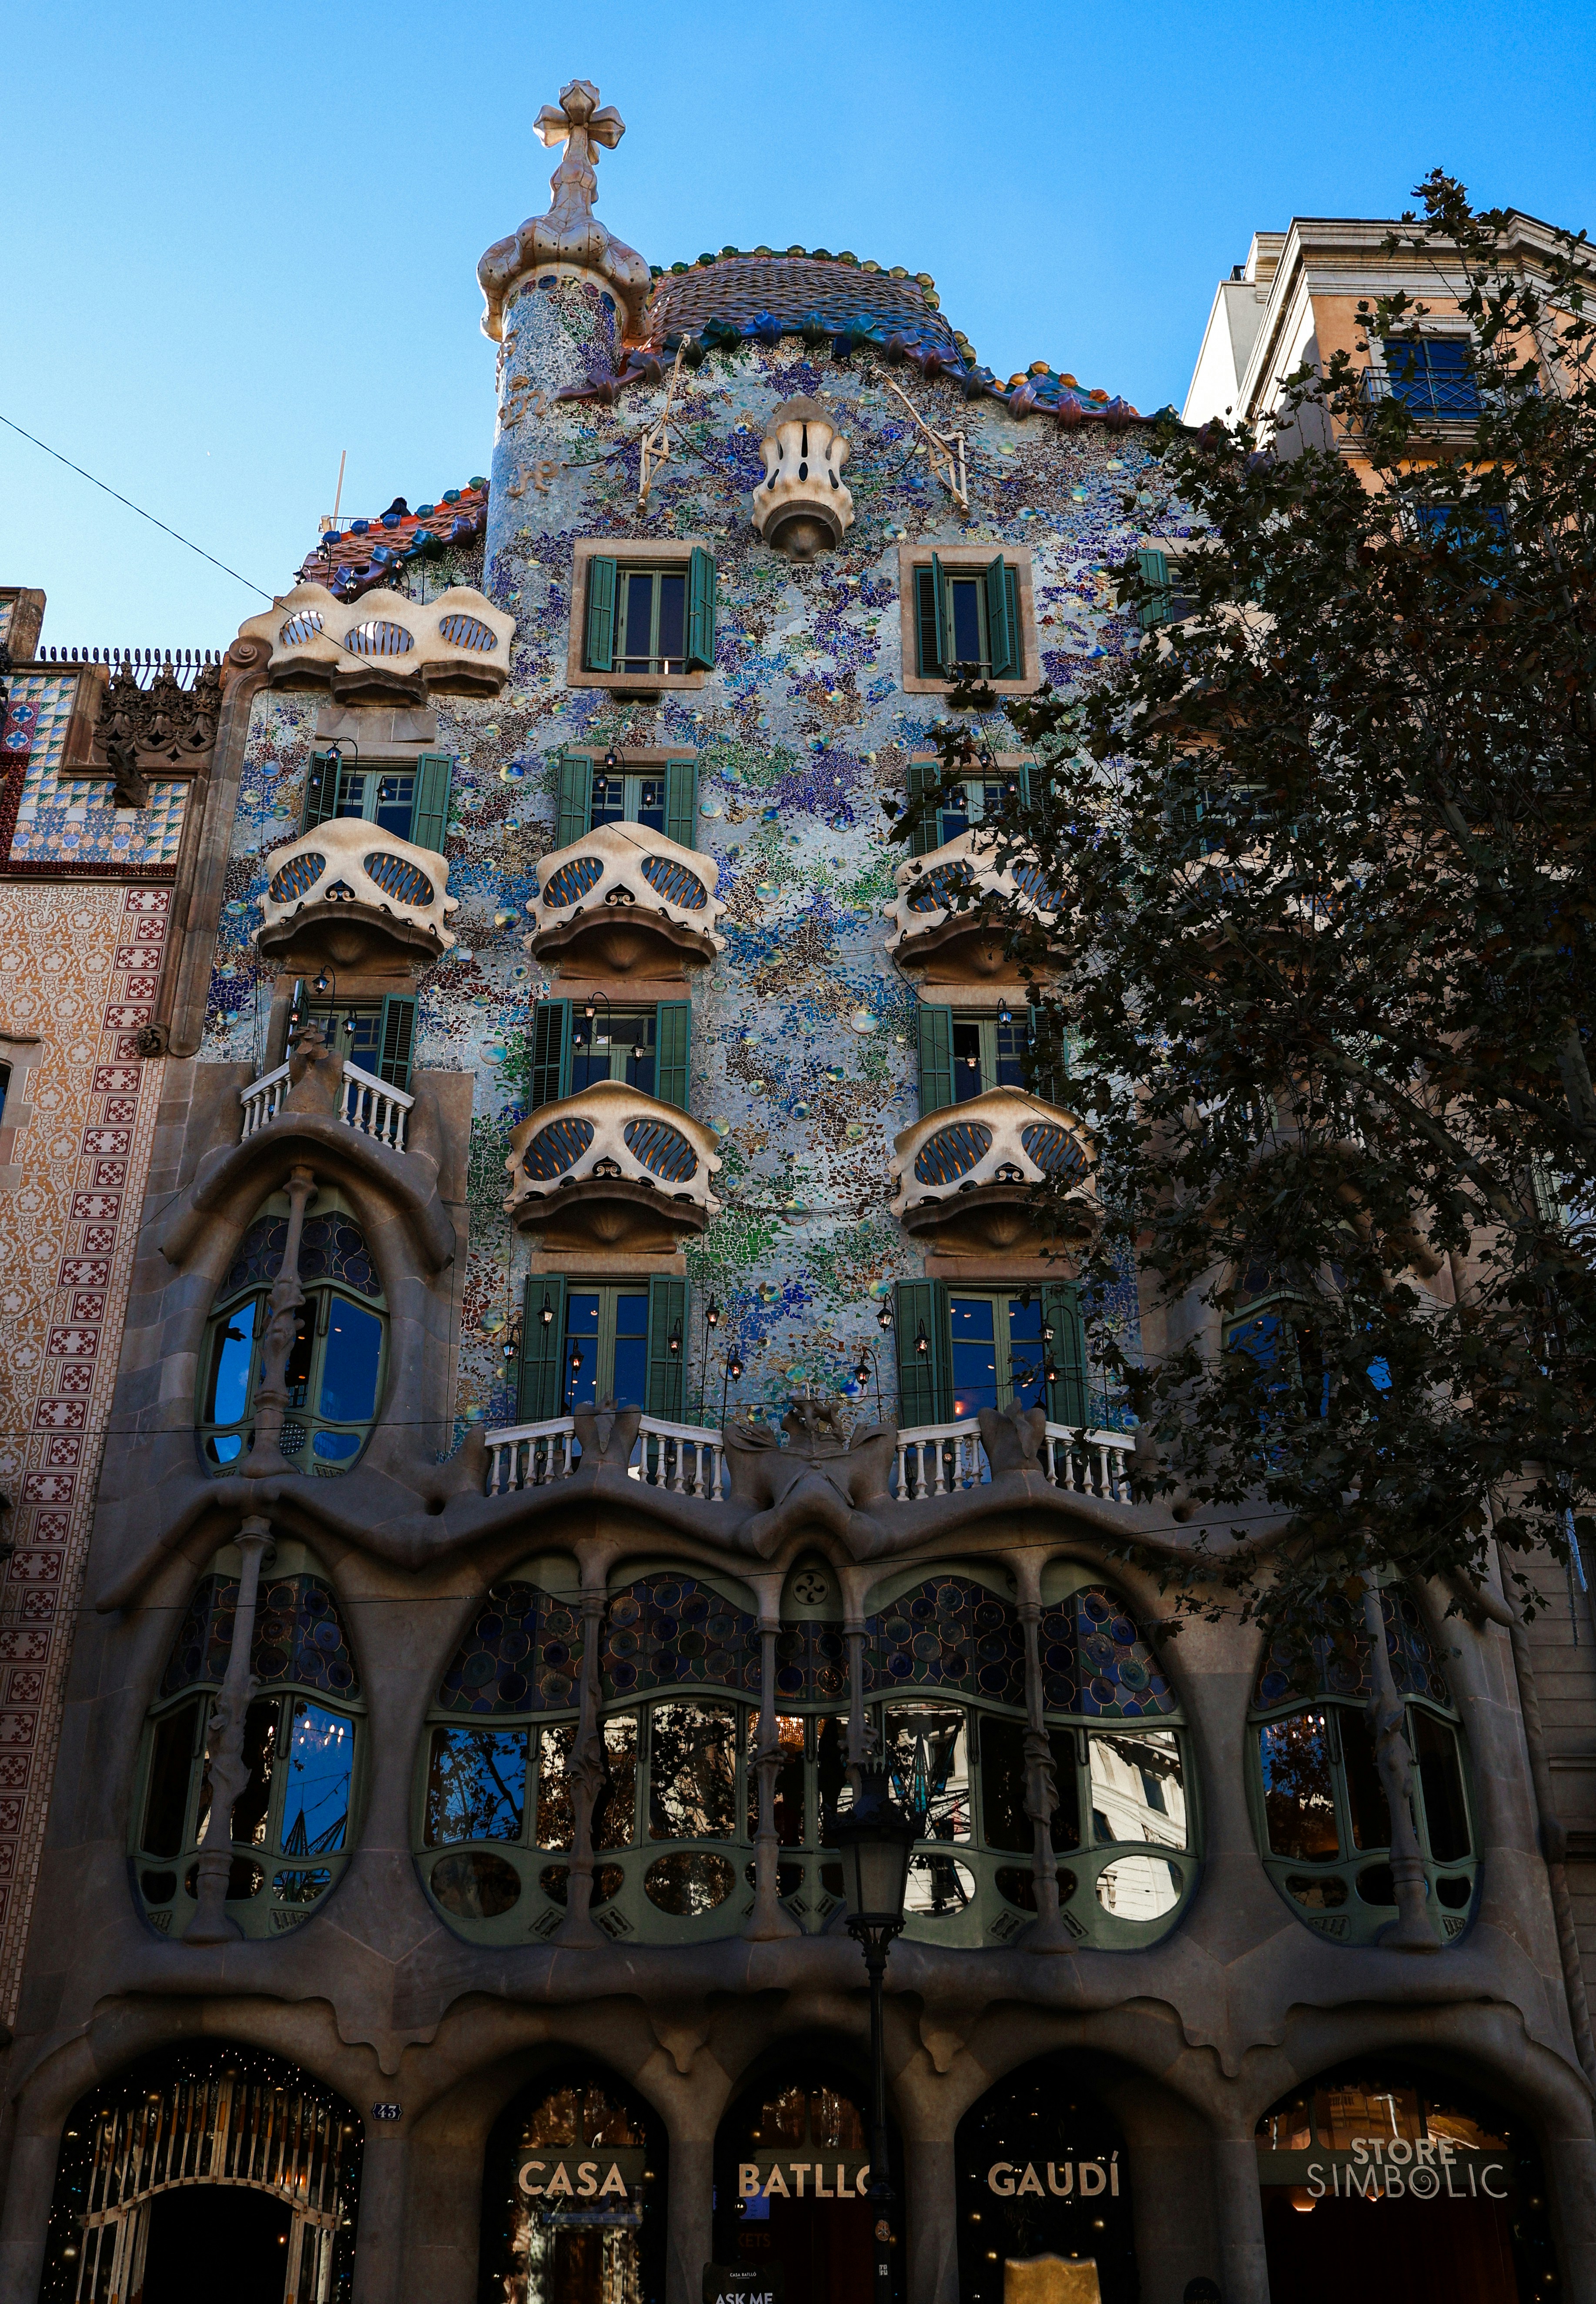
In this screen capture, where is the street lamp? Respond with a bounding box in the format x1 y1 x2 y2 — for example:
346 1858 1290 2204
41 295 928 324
830 1771 917 2304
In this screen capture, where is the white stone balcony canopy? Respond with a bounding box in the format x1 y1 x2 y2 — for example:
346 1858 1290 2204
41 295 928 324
505 1079 723 1252
890 1086 1097 1252
525 820 727 978
256 815 459 970
753 396 854 561
238 583 516 700
883 830 1059 981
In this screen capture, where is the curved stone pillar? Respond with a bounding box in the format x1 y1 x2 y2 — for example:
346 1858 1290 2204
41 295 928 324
905 2129 959 2304
665 2132 714 2304
1209 2125 1269 2304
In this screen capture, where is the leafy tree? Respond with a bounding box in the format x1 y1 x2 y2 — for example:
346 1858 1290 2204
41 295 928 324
905 174 1596 1668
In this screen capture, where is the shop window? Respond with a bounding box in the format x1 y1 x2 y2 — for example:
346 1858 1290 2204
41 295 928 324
196 1192 386 1474
42 2045 364 2304
416 1564 761 1945
955 2058 1136 2304
480 2068 666 2304
1255 2065 1555 2304
553 751 698 847
1249 1586 1476 1943
572 543 715 686
912 554 1023 680
134 1544 363 1938
712 2070 893 2304
512 1275 687 1426
522 997 690 1112
893 1278 1089 1431
301 750 453 850
1381 334 1480 419
860 1565 1192 1949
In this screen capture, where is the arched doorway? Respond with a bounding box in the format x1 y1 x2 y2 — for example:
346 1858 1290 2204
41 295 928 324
712 2063 902 2304
1256 2065 1558 2304
954 2059 1135 2304
41 2043 361 2304
479 2065 666 2304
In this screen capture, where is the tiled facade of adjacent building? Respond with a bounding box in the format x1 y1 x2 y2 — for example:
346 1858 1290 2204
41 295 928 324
0 124 1592 2304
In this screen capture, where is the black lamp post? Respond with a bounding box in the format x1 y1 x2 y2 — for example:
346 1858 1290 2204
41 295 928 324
830 1771 917 2304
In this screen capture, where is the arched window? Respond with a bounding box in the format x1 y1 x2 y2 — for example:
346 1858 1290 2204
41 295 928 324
416 1561 761 1944
1249 1585 1475 1943
197 1191 387 1474
133 1540 364 1937
478 2066 666 2304
863 1563 1193 1947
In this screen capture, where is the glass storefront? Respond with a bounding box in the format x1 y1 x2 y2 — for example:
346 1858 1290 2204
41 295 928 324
713 2069 900 2304
1256 2067 1557 2304
955 2060 1136 2304
480 2070 666 2304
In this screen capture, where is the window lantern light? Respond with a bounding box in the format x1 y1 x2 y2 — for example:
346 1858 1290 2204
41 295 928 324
877 1303 893 1333
706 1298 721 1330
997 1003 1013 1027
914 1322 929 1357
603 746 620 772
539 1294 556 1328
668 1321 683 1359
1044 1355 1059 1384
855 1354 871 1386
728 1353 744 1380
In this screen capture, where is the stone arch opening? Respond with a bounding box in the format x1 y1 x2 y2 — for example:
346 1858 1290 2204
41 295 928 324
40 2041 361 2304
955 2055 1134 2304
1255 2060 1558 2304
711 2049 903 2304
478 2060 667 2304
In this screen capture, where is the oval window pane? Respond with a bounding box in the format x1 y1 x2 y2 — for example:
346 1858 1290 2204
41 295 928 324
429 1850 522 1918
904 1851 977 1916
206 1304 256 1424
1094 1853 1182 1919
284 1701 354 1855
317 1299 383 1423
643 1850 734 1916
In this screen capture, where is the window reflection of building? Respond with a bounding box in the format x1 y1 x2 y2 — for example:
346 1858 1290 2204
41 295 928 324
134 1545 362 1938
486 2074 663 2304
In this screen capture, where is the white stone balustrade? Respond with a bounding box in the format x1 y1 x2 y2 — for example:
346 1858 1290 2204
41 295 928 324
238 582 516 697
484 1413 726 1499
256 816 460 959
240 1057 415 1150
882 829 1059 978
504 1079 723 1250
894 1419 1135 1503
525 820 727 977
890 1086 1097 1252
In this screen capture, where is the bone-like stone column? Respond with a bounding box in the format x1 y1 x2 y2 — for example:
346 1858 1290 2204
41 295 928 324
1018 1592 1073 1952
1361 1568 1440 1951
1210 2120 1271 2304
555 1580 609 1946
746 1614 800 1940
183 1513 272 1943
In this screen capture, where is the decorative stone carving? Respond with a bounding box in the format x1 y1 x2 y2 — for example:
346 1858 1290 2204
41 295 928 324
237 584 515 700
477 80 651 344
504 1079 722 1251
883 830 1059 980
525 820 727 977
722 1395 897 1553
890 1086 1097 1252
752 398 853 560
90 656 222 804
255 815 459 969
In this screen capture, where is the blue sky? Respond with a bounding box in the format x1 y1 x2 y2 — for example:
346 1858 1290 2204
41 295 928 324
7 0 1595 646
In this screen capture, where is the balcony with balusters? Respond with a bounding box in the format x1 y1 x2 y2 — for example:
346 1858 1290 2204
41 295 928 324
524 820 728 978
256 816 459 971
503 1079 723 1252
890 1089 1097 1253
883 830 1058 982
239 1058 414 1152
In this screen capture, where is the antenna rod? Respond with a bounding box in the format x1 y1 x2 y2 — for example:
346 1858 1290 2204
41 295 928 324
331 449 347 523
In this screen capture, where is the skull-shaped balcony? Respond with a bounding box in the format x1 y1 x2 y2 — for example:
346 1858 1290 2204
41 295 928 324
752 397 853 561
256 816 459 971
890 1088 1096 1253
504 1080 723 1252
883 832 1058 982
525 821 727 979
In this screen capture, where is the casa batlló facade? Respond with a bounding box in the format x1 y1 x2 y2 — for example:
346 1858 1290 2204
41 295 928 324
0 82 1592 2304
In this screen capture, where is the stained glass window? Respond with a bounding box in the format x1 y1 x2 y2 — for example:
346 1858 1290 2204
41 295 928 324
435 1582 583 1716
160 1573 359 1700
296 1214 383 1299
772 1620 848 1702
865 1575 1026 1706
1038 1587 1177 1720
601 1575 759 1699
1252 1586 1448 1714
218 1216 288 1300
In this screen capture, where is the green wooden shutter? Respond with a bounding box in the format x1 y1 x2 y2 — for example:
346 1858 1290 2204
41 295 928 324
411 752 453 853
686 548 717 670
1043 1284 1089 1429
1136 548 1172 632
985 555 1016 679
656 1001 691 1111
915 568 943 678
528 1000 571 1110
1017 759 1034 809
894 1279 951 1427
917 1001 955 1119
555 751 593 847
906 758 941 857
1027 1003 1060 1106
646 1276 688 1421
584 556 618 671
664 758 698 848
303 751 338 833
518 1275 567 1424
1004 566 1021 675
376 995 417 1091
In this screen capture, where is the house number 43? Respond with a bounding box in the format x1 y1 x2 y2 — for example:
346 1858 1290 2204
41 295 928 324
371 2103 403 2122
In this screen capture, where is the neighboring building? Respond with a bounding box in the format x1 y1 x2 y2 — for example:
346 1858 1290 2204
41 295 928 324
1 106 1593 2304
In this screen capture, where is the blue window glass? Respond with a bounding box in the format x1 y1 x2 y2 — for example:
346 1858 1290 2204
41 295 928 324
636 777 666 833
205 1309 254 1428
1382 337 1479 418
952 1019 985 1102
281 1699 354 1855
612 1291 649 1409
656 575 686 667
424 1726 528 1844
621 573 656 673
592 774 626 826
950 579 983 666
1006 1295 1047 1410
373 772 415 838
318 1298 384 1423
950 1296 999 1419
